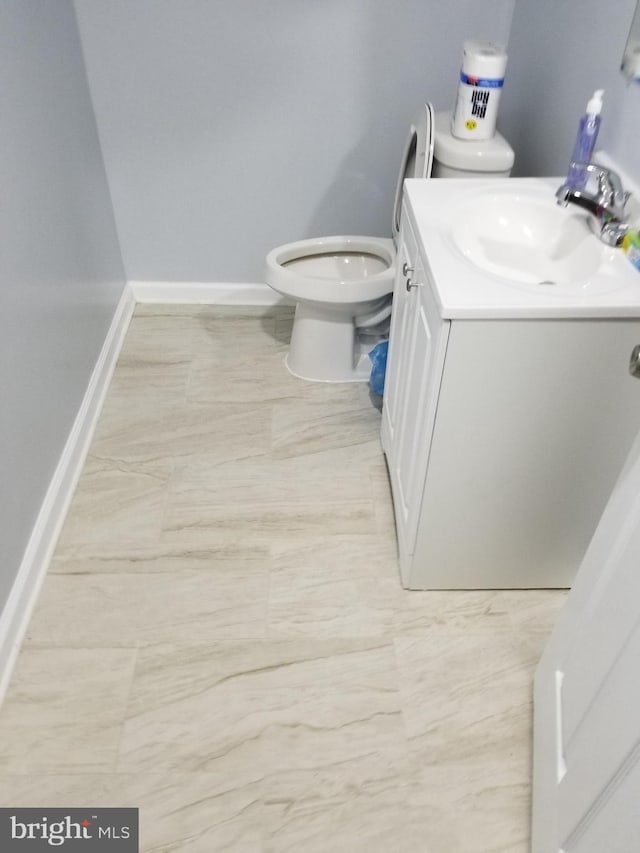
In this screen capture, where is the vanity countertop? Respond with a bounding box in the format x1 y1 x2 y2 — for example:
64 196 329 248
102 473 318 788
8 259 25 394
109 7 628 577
405 176 640 320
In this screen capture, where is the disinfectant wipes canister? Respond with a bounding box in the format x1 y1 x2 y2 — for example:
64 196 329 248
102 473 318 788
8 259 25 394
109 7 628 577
451 40 507 140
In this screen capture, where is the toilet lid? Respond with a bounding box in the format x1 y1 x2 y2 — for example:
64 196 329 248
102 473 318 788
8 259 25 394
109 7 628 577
392 102 434 241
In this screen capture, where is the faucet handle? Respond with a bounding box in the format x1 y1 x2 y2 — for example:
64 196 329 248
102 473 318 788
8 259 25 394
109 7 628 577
596 167 629 208
570 161 631 212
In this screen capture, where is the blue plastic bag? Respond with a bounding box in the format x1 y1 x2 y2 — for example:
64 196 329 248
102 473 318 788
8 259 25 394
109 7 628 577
368 340 388 397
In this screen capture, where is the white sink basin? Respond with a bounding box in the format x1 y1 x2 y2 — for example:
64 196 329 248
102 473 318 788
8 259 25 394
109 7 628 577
451 185 623 294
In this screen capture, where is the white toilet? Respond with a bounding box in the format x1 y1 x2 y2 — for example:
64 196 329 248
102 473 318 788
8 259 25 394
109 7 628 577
264 104 514 382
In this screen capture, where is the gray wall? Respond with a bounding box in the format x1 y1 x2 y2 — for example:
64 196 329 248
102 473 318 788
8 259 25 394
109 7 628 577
74 0 514 283
500 0 640 182
0 1 125 611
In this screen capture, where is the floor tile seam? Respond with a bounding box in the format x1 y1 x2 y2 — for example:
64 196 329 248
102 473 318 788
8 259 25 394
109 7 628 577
114 346 194 365
264 630 399 643
115 355 194 373
269 397 383 414
503 606 567 634
170 449 382 474
77 453 175 485
23 602 272 641
399 691 535 739
264 551 278 641
394 655 538 697
7 642 140 657
48 552 272 569
390 637 423 745
21 638 143 650
80 450 189 475
0 771 122 780
411 748 534 776
268 443 384 468
185 392 315 406
35 565 271 579
400 705 533 748
169 444 275 475
121 639 401 696
113 643 151 757
157 454 197 537
91 396 189 419
388 619 519 638
186 333 288 358
188 330 286 350
87 434 278 473
0 769 122 780
40 574 268 588
392 624 539 643
182 346 203 406
158 517 379 541
166 452 379 484
23 630 275 650
104 717 141 778
162 499 379 519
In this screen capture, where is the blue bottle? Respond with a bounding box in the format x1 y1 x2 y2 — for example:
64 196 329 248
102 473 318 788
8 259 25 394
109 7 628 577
566 90 603 190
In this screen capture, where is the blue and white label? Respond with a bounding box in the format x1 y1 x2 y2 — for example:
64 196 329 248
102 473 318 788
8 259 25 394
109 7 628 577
459 72 504 88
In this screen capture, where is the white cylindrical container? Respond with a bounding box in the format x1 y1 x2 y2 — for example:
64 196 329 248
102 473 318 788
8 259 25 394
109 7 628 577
451 40 507 140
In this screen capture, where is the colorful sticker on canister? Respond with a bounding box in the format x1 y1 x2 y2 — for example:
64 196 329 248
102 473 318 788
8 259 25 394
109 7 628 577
465 119 477 130
460 72 504 88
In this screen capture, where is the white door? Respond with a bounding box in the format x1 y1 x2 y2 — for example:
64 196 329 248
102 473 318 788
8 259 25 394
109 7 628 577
532 426 640 852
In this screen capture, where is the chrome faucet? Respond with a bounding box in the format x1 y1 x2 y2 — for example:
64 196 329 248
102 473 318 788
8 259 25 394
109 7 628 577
555 162 631 247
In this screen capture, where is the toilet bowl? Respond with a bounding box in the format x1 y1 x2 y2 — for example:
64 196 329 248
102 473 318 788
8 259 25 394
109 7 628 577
265 236 395 381
264 103 513 382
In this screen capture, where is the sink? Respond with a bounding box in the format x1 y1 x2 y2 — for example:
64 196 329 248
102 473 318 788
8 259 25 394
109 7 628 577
451 185 623 294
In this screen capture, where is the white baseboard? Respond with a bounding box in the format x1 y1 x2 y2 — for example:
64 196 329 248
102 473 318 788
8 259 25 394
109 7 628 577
129 280 293 306
0 286 135 703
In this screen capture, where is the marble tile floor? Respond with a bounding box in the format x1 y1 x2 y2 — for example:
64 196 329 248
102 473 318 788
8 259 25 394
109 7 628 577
0 305 568 852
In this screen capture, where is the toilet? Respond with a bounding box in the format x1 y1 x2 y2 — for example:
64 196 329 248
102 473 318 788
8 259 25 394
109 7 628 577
264 104 514 382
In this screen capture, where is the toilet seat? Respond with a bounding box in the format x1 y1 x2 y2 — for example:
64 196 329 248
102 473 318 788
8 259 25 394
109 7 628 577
265 236 395 306
392 103 435 238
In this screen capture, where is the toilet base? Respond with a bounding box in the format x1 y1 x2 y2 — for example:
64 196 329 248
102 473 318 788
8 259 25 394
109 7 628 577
286 303 380 383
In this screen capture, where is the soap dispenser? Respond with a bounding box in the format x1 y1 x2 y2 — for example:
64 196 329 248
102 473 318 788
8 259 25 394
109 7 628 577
566 89 603 190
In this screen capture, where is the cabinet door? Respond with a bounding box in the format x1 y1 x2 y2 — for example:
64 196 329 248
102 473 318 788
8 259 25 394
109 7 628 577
381 213 417 453
392 264 449 571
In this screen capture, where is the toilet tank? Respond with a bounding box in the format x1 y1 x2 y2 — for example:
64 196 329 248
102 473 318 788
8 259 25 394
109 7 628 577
431 160 512 179
432 110 514 178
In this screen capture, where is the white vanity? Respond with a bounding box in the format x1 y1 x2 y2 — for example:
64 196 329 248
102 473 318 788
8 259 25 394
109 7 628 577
382 176 640 589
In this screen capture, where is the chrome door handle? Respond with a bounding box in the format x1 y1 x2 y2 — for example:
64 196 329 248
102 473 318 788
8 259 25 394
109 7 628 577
629 344 640 378
402 262 414 276
406 278 421 292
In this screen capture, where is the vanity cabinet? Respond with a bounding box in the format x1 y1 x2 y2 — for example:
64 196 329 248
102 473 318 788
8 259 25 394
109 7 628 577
382 202 640 590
